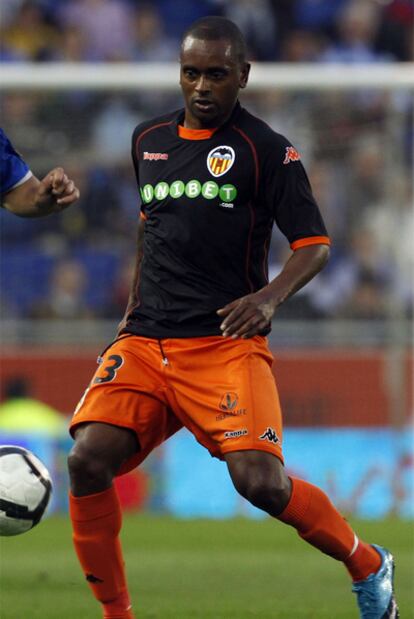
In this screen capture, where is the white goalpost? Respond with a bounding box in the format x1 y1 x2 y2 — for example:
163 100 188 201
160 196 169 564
1 62 414 90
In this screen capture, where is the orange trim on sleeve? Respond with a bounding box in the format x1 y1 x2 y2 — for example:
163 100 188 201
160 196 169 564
290 236 331 251
178 125 217 140
140 211 147 220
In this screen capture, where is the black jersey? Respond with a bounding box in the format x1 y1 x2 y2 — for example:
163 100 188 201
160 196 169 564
124 102 329 338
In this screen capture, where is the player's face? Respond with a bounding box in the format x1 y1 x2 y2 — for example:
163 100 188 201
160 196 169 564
180 36 250 129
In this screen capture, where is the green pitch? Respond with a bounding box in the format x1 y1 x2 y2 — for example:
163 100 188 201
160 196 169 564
1 515 413 618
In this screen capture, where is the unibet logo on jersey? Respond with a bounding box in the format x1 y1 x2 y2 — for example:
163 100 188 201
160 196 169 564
140 181 237 205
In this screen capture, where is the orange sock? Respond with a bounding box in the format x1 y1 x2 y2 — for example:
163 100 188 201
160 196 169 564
69 486 135 619
277 477 381 581
344 540 382 582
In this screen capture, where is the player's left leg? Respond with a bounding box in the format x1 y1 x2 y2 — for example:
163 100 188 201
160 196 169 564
225 450 399 619
168 334 398 618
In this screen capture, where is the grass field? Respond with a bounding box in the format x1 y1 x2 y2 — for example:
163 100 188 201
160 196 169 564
1 515 413 619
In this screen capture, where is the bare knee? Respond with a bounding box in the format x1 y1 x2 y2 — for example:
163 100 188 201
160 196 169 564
225 451 292 517
68 423 139 496
68 443 113 496
245 476 290 514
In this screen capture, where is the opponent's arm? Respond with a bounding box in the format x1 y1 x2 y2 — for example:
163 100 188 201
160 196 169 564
217 244 329 338
2 167 80 217
117 216 146 334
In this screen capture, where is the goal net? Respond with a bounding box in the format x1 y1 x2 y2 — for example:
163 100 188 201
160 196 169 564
0 63 413 517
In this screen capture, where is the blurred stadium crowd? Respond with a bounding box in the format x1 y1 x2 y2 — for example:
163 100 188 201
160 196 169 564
1 0 413 63
1 0 413 323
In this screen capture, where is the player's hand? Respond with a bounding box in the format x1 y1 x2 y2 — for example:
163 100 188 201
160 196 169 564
37 167 80 210
217 290 276 339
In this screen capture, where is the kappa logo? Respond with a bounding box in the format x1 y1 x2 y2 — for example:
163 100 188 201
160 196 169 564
283 146 301 165
207 145 235 177
259 427 279 444
219 392 238 411
224 429 248 440
86 573 104 583
143 151 169 161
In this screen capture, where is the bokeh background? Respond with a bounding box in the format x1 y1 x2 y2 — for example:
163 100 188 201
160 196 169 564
0 0 413 520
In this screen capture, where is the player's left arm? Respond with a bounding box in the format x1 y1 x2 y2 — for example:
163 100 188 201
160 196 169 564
218 131 331 338
217 243 329 338
2 167 80 217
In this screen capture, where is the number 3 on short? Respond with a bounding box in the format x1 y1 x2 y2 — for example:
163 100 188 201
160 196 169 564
94 354 124 384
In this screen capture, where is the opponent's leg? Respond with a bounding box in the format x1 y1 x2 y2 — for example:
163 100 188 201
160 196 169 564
68 422 139 619
226 450 398 618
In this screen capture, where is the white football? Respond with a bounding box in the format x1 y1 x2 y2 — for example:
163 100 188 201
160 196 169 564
0 445 53 536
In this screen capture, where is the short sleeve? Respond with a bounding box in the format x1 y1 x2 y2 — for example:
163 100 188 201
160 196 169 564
260 134 330 250
0 128 32 195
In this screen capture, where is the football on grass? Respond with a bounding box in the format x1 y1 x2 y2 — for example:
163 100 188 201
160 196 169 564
0 445 53 536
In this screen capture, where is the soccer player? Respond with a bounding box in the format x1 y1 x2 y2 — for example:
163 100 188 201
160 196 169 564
67 17 398 619
0 128 80 216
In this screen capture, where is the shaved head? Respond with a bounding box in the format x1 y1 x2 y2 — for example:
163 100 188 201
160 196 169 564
181 16 247 65
179 16 250 129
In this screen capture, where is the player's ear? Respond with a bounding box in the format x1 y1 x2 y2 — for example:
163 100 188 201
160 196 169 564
239 62 250 89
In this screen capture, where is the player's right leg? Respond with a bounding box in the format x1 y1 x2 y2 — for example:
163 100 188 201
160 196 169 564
68 422 138 619
69 421 139 497
67 335 182 619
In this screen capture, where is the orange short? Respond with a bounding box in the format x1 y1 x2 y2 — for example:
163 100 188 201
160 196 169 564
70 334 284 474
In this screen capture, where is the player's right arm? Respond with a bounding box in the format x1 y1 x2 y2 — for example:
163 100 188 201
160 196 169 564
117 215 145 335
116 121 151 334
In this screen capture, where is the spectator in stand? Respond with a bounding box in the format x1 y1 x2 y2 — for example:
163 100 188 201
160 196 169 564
305 159 347 249
155 0 220 40
29 258 95 319
221 0 278 60
281 30 326 62
2 94 46 162
359 175 414 317
319 0 392 63
375 0 414 62
131 3 176 62
0 0 25 29
310 228 394 318
292 0 348 36
1 0 59 61
346 133 387 225
91 97 140 163
0 376 66 436
58 0 135 61
52 25 87 62
334 271 390 321
0 39 26 62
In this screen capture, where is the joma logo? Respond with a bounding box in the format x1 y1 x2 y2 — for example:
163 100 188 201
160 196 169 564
219 392 238 411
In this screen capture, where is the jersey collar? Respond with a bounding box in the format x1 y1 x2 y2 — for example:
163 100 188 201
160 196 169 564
172 101 242 141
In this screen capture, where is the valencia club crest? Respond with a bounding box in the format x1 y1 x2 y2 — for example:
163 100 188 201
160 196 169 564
207 145 235 178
